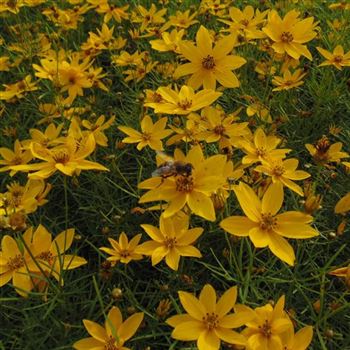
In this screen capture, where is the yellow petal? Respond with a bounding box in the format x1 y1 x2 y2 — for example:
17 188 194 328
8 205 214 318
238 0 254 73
72 337 104 350
197 330 220 350
268 232 295 266
216 286 237 317
262 182 283 215
220 216 256 236
172 320 204 340
82 320 108 343
214 328 246 346
118 312 144 341
292 325 313 350
178 291 206 320
199 284 217 313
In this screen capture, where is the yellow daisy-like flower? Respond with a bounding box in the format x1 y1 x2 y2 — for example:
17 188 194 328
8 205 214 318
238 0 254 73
73 306 144 350
239 128 291 165
305 136 349 165
118 116 172 151
242 295 294 350
137 213 203 271
174 26 246 90
11 134 109 179
0 235 38 297
220 182 318 265
262 10 317 60
272 68 306 91
254 158 310 196
317 45 350 70
138 145 227 221
144 85 222 115
99 232 143 264
167 284 254 350
280 325 314 350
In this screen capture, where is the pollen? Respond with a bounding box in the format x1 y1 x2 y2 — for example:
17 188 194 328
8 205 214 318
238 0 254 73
53 150 70 164
258 319 272 338
202 55 216 70
104 336 118 350
38 251 54 265
260 213 277 231
177 98 193 110
175 176 194 193
119 249 130 258
202 312 219 330
164 237 177 249
333 55 343 63
7 254 25 271
272 165 285 177
256 147 267 157
280 32 294 43
213 125 225 135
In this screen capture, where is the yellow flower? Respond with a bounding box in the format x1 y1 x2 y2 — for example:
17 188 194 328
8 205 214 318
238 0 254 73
254 158 310 196
144 85 222 115
100 232 143 264
280 325 314 350
0 75 38 101
239 128 291 165
220 182 318 265
263 10 317 60
166 284 254 350
118 116 172 151
242 295 294 350
174 26 246 90
305 136 349 165
12 134 108 179
137 213 203 271
0 235 38 297
334 193 350 214
272 68 306 91
73 306 144 350
168 10 198 28
150 29 185 53
133 4 167 32
23 225 87 288
139 145 227 221
220 5 268 40
82 115 115 147
0 139 33 176
317 45 350 70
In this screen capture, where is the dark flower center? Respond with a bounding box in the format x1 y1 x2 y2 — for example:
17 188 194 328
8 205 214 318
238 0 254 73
202 55 216 70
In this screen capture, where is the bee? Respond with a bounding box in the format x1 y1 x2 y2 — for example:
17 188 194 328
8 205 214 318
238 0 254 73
152 151 193 179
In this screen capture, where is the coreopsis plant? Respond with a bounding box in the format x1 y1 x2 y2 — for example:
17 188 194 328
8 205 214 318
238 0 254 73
11 134 109 179
0 139 33 175
239 128 291 165
254 158 311 196
220 182 319 265
99 232 143 265
262 10 317 60
242 295 313 350
168 10 198 28
73 306 144 350
305 136 349 165
174 26 246 90
23 225 87 285
317 45 350 69
166 284 254 350
138 145 227 221
136 213 203 270
81 115 115 147
0 235 39 297
0 75 37 101
272 69 306 91
219 5 268 40
150 29 185 53
144 85 222 115
118 116 172 151
329 265 350 288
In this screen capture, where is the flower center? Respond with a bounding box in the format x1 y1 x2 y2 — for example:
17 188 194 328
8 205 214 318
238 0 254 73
11 156 23 165
256 147 267 157
203 312 219 330
202 55 216 70
260 213 277 231
164 237 177 249
280 32 294 43
213 125 225 135
272 165 285 177
240 19 249 27
175 176 194 192
38 251 54 265
333 55 343 63
52 149 70 164
177 98 193 110
119 249 130 258
259 319 272 338
7 254 25 271
104 336 118 350
315 136 330 154
142 132 151 141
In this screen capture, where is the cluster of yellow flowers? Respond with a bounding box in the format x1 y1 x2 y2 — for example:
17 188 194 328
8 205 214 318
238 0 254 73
0 0 349 349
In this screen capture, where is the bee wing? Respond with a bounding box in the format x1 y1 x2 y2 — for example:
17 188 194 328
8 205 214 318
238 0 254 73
152 168 163 177
155 150 174 166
